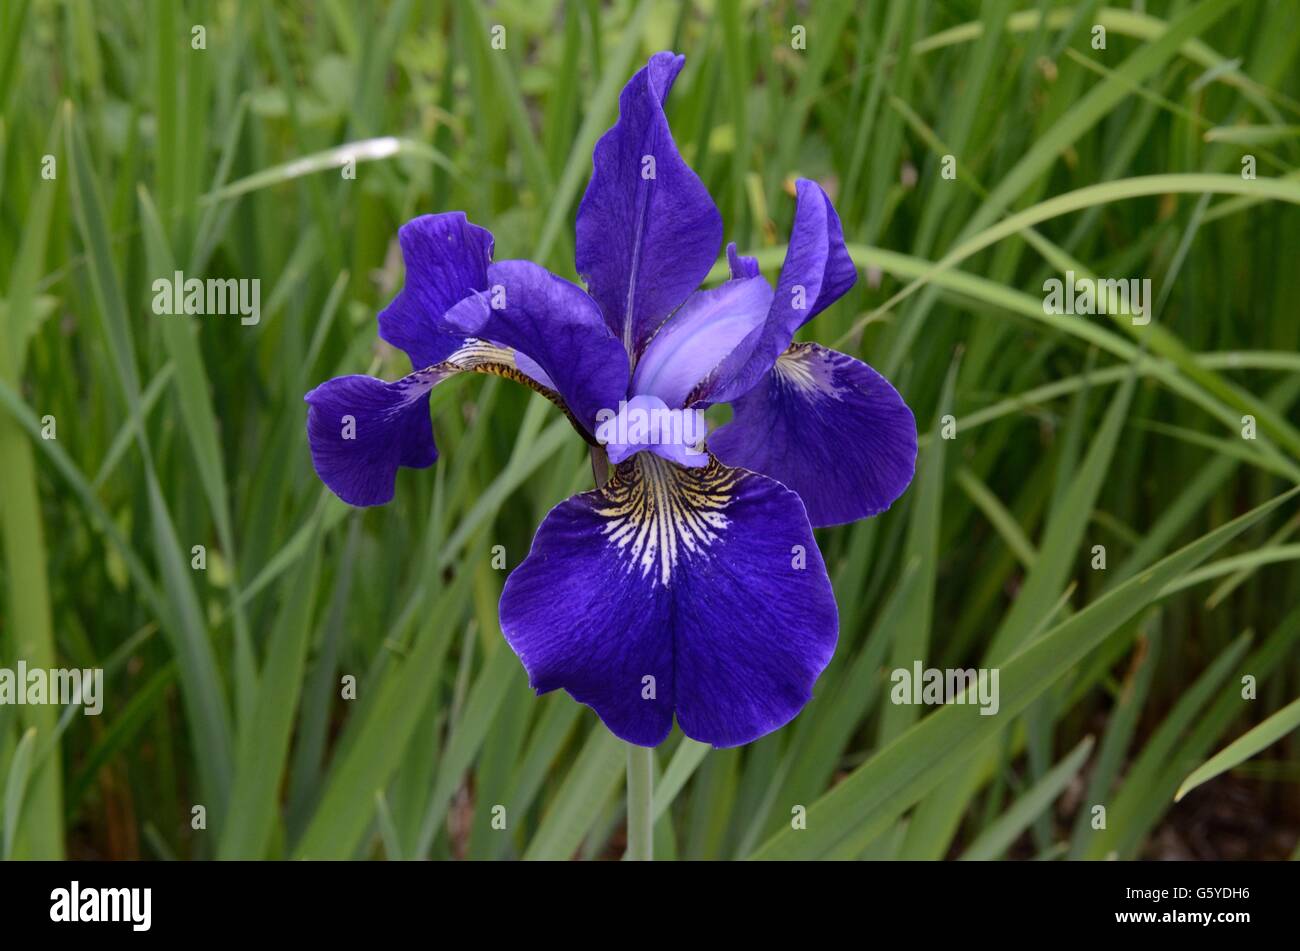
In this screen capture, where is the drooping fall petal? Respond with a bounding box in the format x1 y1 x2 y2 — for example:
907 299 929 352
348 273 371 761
499 454 838 748
710 344 917 527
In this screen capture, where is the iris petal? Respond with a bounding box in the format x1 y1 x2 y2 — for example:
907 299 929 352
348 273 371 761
630 276 772 409
696 180 857 405
726 241 760 280
442 260 629 433
599 394 708 468
772 179 857 330
304 370 439 507
499 453 838 748
378 212 495 369
710 343 917 527
306 340 551 506
575 52 723 355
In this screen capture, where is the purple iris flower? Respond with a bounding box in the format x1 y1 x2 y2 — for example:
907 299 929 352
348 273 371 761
304 52 917 748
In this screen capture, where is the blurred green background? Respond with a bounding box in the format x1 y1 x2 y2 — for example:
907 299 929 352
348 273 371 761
1 0 1298 861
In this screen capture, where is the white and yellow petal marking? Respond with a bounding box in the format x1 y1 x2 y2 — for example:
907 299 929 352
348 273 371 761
427 337 528 387
425 338 594 442
772 342 846 401
595 453 740 587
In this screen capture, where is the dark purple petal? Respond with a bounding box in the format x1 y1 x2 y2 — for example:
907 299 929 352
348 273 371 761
305 340 534 506
378 212 495 369
499 454 837 748
442 260 629 432
726 242 760 280
710 344 916 527
774 179 856 328
575 52 723 355
695 180 857 405
304 370 439 507
629 276 772 409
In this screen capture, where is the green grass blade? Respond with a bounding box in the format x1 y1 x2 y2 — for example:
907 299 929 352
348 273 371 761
218 526 322 858
959 735 1094 861
1176 695 1300 802
522 725 625 861
2 727 38 860
752 486 1298 859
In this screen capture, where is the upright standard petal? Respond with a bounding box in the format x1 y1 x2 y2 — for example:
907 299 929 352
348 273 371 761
726 241 760 280
304 370 440 507
575 52 723 355
499 454 838 748
442 260 629 433
710 344 917 527
695 180 857 405
378 212 495 369
629 276 772 409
